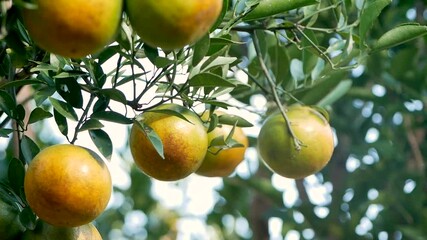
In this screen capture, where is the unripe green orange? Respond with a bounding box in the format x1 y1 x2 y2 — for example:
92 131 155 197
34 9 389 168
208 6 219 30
257 106 334 179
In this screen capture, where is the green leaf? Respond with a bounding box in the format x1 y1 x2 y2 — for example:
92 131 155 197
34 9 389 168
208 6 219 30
371 23 427 53
0 128 13 138
0 79 45 90
218 114 253 127
78 119 104 132
192 34 211 67
243 0 318 21
317 79 353 107
28 107 53 124
359 0 392 46
189 73 236 88
146 109 193 124
207 113 219 133
202 100 232 109
153 57 175 68
143 44 159 64
49 97 78 121
99 88 127 105
54 109 68 136
91 111 133 124
134 120 164 159
20 135 40 164
8 158 25 196
0 90 16 116
53 70 87 79
89 129 113 160
19 207 37 230
15 104 25 121
55 77 83 108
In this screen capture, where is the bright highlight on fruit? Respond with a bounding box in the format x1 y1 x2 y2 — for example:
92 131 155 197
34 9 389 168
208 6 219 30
20 0 122 58
257 106 335 179
129 104 208 181
126 0 223 50
24 144 112 227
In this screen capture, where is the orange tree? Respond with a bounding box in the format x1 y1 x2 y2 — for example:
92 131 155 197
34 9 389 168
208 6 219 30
0 0 426 239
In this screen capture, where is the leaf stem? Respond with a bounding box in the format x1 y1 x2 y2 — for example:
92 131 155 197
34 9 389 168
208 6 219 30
251 32 303 151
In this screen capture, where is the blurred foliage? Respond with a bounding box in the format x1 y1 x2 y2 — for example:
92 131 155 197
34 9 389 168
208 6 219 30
0 0 426 239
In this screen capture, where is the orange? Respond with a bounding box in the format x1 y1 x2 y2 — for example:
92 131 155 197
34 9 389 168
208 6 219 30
24 144 112 227
126 0 223 50
129 103 208 181
257 106 334 179
196 112 249 177
20 0 122 58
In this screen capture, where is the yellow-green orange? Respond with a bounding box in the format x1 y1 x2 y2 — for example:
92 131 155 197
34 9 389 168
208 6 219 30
24 144 112 227
0 198 25 240
196 112 249 177
126 0 222 50
257 106 334 179
130 104 208 181
22 221 102 240
20 0 122 58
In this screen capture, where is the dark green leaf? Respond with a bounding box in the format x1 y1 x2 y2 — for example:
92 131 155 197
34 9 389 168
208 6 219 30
15 104 25 121
144 44 159 64
134 120 164 159
91 111 133 124
28 107 53 124
92 97 110 113
0 79 45 90
54 109 68 136
0 90 16 116
55 77 83 108
78 119 104 132
192 34 211 66
89 129 113 160
99 88 127 105
8 158 25 196
189 73 236 87
19 207 37 230
49 97 78 121
0 128 13 138
20 135 40 164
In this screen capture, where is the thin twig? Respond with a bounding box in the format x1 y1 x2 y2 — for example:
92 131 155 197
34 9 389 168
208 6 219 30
252 32 303 150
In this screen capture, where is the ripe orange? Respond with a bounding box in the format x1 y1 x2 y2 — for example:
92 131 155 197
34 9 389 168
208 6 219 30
24 144 112 227
125 0 223 50
20 0 122 58
257 106 334 179
129 103 208 181
22 221 102 240
196 112 249 177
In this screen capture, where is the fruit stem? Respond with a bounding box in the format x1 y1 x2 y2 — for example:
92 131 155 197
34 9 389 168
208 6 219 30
251 32 303 151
